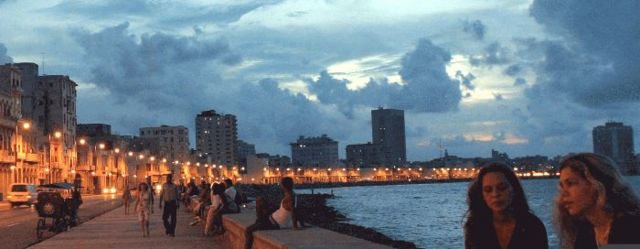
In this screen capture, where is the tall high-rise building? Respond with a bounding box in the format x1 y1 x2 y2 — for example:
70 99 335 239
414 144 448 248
140 125 189 162
12 63 38 119
195 110 237 165
372 107 406 166
290 134 338 167
593 122 637 175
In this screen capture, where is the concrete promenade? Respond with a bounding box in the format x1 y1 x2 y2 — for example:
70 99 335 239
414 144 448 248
29 203 229 249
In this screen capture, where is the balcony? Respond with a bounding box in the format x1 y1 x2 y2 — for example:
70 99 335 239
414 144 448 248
0 150 14 163
17 152 40 163
25 153 40 162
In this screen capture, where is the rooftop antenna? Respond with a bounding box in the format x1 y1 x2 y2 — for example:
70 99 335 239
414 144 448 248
438 138 444 158
40 52 46 75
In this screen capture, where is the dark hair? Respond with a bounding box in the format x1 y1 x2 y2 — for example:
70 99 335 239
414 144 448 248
213 183 226 196
280 177 294 191
138 182 148 192
224 178 233 187
554 153 640 249
252 196 269 220
464 162 532 232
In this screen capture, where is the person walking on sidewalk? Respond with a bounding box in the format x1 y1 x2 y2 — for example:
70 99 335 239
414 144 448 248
123 183 132 215
135 182 152 237
146 177 155 214
159 174 179 237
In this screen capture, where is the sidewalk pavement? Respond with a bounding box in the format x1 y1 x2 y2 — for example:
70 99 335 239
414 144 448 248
29 203 229 249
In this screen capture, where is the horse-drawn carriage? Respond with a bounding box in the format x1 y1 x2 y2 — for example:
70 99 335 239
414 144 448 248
35 183 82 239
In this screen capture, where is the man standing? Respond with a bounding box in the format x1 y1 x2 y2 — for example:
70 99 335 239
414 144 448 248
159 174 179 236
146 177 155 214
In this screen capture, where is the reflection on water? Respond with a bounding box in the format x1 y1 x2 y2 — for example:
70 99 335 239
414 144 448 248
306 176 640 249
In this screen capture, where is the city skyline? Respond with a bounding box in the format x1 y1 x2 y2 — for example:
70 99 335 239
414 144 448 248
0 1 638 161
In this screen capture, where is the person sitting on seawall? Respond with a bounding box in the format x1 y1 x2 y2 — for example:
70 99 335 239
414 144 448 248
464 162 548 249
555 153 640 249
224 178 242 213
244 177 299 249
204 182 225 236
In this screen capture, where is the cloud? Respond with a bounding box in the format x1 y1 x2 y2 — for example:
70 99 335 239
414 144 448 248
529 0 640 107
470 42 510 66
455 70 476 90
73 22 239 107
307 38 463 116
513 77 527 86
47 0 281 27
397 39 463 112
0 43 11 64
503 64 522 76
463 19 486 40
72 22 360 156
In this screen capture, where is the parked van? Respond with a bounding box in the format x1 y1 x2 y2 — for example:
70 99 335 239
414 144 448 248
7 183 38 207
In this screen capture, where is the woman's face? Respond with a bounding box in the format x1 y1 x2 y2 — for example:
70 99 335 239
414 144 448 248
558 167 598 217
482 172 514 214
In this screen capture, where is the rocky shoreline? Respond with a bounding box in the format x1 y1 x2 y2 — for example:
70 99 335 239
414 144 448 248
239 184 419 249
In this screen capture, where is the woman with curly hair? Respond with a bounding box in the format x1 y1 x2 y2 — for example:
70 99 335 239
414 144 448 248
464 162 548 249
555 153 640 249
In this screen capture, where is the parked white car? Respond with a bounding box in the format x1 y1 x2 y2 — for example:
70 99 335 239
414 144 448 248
7 183 38 207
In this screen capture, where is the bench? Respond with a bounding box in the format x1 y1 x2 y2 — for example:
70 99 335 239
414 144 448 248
223 210 392 249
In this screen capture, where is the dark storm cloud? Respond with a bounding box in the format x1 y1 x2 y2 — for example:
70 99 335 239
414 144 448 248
234 78 350 148
463 20 486 40
397 38 463 112
307 38 462 116
529 0 640 107
73 23 352 155
0 43 12 64
73 22 239 108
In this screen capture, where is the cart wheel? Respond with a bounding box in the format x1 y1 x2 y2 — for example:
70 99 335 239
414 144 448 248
36 219 45 239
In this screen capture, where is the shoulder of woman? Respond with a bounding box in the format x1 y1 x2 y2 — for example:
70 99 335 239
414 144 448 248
614 213 640 228
520 212 547 231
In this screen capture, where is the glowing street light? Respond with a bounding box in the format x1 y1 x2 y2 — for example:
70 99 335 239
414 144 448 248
54 131 62 139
